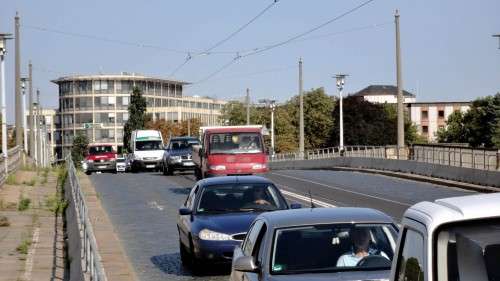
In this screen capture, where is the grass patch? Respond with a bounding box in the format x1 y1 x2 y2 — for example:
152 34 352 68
18 196 31 211
16 237 32 255
6 174 17 185
45 195 67 215
0 199 17 210
20 164 36 171
0 216 10 227
22 178 36 186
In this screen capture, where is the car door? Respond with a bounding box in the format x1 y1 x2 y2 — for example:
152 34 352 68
178 184 199 247
231 220 267 281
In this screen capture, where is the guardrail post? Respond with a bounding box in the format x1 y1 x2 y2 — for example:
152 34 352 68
472 149 475 169
497 150 500 171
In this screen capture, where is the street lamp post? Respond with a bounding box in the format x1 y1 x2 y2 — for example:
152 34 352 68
21 77 28 153
0 33 12 172
335 74 348 152
258 99 276 156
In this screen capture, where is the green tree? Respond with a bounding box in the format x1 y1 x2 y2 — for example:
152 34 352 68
286 88 335 149
219 101 247 125
123 87 147 151
437 110 467 143
71 132 89 167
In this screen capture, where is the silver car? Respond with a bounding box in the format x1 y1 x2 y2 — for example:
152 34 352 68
230 207 398 281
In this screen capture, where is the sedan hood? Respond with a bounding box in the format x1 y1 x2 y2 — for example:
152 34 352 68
267 270 390 281
168 148 192 156
194 212 260 235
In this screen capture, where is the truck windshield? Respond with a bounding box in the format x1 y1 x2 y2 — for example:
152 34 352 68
136 141 162 151
209 132 263 154
88 146 113 155
271 224 397 275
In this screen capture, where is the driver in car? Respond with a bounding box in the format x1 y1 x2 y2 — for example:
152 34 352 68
336 227 388 267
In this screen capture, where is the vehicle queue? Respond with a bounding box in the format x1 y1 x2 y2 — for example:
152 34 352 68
81 126 500 281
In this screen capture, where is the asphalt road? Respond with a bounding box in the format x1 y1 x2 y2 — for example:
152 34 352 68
90 170 474 281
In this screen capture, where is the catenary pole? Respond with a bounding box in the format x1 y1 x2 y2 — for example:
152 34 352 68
0 36 9 172
246 88 250 125
299 58 304 158
28 61 33 156
395 10 404 155
15 12 22 146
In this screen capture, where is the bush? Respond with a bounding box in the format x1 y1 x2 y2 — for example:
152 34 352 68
6 174 17 185
16 239 31 255
0 216 10 227
18 197 31 211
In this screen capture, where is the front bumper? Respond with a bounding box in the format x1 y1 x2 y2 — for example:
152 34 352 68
192 238 242 264
207 166 269 177
86 161 116 172
132 160 160 169
169 160 196 170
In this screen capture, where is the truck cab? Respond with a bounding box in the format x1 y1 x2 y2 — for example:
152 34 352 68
83 144 117 175
192 126 269 179
390 192 500 281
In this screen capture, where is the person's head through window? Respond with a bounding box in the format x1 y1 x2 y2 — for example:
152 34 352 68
351 227 370 256
252 187 270 205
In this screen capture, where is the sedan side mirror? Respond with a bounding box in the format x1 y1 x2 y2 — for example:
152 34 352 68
179 208 192 215
233 255 259 273
290 203 302 209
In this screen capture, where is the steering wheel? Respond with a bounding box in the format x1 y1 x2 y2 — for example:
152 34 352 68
356 255 391 268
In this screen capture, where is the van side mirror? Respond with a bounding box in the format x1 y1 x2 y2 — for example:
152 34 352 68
233 256 259 273
179 208 192 215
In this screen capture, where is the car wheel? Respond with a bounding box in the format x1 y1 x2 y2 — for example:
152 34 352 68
179 239 190 267
194 167 202 180
162 163 169 175
85 171 92 175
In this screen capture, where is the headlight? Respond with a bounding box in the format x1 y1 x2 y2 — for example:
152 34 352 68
135 156 142 161
170 156 181 161
199 229 232 241
252 163 266 170
87 159 94 163
209 165 226 171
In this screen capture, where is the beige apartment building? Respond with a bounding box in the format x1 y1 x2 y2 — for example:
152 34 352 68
408 101 470 142
25 108 58 161
52 73 226 158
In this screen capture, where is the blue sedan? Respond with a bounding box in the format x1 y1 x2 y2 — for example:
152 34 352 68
177 176 299 269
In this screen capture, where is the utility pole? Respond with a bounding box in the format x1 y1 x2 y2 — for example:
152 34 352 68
21 78 28 152
28 61 33 157
258 99 276 156
246 88 250 125
35 89 40 166
298 58 304 158
395 10 405 155
335 74 347 151
15 12 23 147
0 33 12 172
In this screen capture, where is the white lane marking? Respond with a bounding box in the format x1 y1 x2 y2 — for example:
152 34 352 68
280 189 336 208
271 172 411 207
148 201 164 211
23 227 40 281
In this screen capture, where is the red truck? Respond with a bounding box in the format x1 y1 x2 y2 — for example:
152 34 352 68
83 144 117 175
192 126 269 179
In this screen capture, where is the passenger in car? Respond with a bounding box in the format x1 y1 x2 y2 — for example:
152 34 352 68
336 227 388 267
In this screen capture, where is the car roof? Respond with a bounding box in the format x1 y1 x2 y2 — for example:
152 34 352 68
206 127 262 133
403 192 500 233
258 207 395 229
169 136 199 141
199 175 274 187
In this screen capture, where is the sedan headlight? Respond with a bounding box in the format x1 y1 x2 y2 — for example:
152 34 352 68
252 163 266 170
209 165 226 171
169 156 181 162
199 229 232 241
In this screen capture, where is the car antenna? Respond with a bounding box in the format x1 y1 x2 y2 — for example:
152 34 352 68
308 189 316 208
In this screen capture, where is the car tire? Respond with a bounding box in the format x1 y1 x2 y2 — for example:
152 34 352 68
179 239 190 267
85 171 92 175
194 167 202 181
165 165 174 176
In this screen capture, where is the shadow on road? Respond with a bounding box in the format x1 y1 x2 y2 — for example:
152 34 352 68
169 187 191 195
150 253 229 277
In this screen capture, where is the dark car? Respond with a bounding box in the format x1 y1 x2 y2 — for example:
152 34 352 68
177 176 300 269
230 207 399 281
161 137 200 175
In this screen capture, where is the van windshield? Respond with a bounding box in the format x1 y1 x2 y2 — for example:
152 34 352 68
209 132 263 154
136 141 162 151
88 146 113 155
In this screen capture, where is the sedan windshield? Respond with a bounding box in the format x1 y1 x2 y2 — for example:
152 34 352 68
209 132 263 154
271 224 397 275
169 138 199 150
197 183 287 213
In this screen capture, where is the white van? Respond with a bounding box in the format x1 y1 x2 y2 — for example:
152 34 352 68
128 130 164 172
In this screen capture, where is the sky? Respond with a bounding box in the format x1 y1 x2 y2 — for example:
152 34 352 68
1 0 499 123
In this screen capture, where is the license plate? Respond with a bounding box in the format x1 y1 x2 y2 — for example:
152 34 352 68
146 165 155 168
98 165 107 169
183 162 194 166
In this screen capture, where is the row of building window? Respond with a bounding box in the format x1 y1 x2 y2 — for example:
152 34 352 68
62 129 123 144
59 80 183 97
420 109 446 120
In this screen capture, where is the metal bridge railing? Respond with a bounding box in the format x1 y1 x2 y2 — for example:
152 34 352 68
0 146 23 186
270 145 500 171
66 155 107 281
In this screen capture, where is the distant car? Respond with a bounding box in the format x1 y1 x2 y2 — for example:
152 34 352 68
82 144 117 175
230 207 398 281
177 176 300 270
116 155 127 172
161 137 200 175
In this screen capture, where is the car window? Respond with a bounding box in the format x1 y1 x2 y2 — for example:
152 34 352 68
185 185 198 209
243 220 264 256
253 223 267 265
396 228 425 281
270 223 397 274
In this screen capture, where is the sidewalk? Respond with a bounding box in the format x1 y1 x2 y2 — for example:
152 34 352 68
0 168 67 281
78 173 137 281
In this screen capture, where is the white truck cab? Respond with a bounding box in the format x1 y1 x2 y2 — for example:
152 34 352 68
390 192 500 281
128 130 164 172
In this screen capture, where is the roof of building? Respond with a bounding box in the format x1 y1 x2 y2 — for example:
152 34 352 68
51 73 190 85
353 85 415 98
259 207 395 229
407 101 471 106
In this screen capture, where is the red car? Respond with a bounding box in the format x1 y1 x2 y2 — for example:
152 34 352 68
83 145 117 175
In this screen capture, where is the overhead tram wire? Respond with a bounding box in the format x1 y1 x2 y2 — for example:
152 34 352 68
190 0 378 85
168 0 280 78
